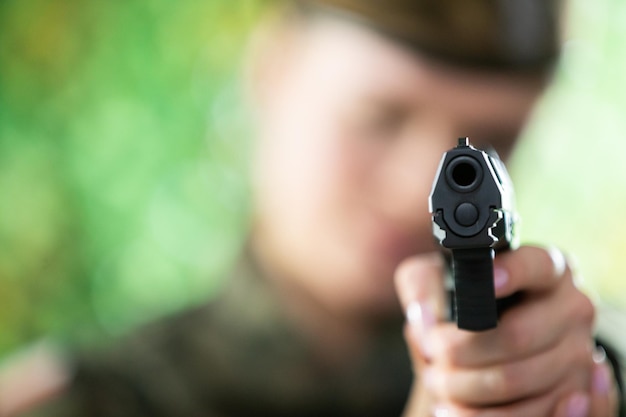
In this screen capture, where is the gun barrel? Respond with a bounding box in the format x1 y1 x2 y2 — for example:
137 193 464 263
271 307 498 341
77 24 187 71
446 155 483 191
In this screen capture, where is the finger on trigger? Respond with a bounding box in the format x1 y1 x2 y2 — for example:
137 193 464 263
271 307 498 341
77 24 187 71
493 246 571 295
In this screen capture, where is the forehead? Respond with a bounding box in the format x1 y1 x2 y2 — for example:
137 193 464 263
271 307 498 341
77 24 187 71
289 15 545 124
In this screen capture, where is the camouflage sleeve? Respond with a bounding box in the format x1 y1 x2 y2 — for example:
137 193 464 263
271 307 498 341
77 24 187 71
19 255 266 417
18 252 413 417
22 302 235 417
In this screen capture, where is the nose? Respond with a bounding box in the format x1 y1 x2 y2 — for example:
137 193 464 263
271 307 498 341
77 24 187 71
369 123 457 232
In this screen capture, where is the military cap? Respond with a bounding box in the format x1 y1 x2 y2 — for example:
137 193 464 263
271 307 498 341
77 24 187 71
298 0 561 71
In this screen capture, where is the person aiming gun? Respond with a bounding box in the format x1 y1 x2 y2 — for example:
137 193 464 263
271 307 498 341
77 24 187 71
0 0 622 416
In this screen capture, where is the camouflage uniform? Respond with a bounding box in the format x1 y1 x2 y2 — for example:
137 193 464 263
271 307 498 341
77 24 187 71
26 249 412 416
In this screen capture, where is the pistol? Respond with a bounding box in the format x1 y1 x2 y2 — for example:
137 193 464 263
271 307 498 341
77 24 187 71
429 137 518 331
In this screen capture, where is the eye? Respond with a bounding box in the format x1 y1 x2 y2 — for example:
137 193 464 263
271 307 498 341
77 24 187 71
486 135 518 160
464 129 519 160
350 104 406 141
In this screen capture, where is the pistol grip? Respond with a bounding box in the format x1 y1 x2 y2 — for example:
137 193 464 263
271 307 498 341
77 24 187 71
452 248 498 331
449 248 522 331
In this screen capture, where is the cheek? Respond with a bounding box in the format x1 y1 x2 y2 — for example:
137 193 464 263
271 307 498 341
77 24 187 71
256 115 378 235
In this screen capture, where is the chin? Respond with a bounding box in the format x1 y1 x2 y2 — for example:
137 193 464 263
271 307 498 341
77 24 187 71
357 238 422 278
339 237 437 316
338 253 405 316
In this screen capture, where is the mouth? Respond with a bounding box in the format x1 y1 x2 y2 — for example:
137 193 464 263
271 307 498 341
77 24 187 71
373 231 422 265
361 218 435 270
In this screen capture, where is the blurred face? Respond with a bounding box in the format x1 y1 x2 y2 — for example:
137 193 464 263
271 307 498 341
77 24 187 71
251 15 544 320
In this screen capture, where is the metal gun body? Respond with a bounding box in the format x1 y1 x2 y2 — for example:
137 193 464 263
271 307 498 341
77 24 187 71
429 137 517 331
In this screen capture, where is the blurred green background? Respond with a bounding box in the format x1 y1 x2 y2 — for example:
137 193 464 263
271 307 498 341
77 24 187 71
0 0 260 352
512 0 626 309
0 0 624 355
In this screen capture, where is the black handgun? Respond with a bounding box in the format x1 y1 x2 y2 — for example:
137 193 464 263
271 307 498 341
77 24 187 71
429 137 518 331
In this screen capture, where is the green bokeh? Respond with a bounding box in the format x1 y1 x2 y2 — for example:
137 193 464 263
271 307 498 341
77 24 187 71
0 0 624 356
512 0 626 308
0 0 261 353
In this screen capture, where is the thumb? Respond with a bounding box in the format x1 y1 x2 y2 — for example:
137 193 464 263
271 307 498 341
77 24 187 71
395 252 447 362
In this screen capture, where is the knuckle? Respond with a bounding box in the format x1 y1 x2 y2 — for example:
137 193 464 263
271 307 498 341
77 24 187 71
438 342 461 366
482 365 519 401
499 364 523 399
440 332 474 366
502 318 531 354
571 291 595 326
572 338 594 365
